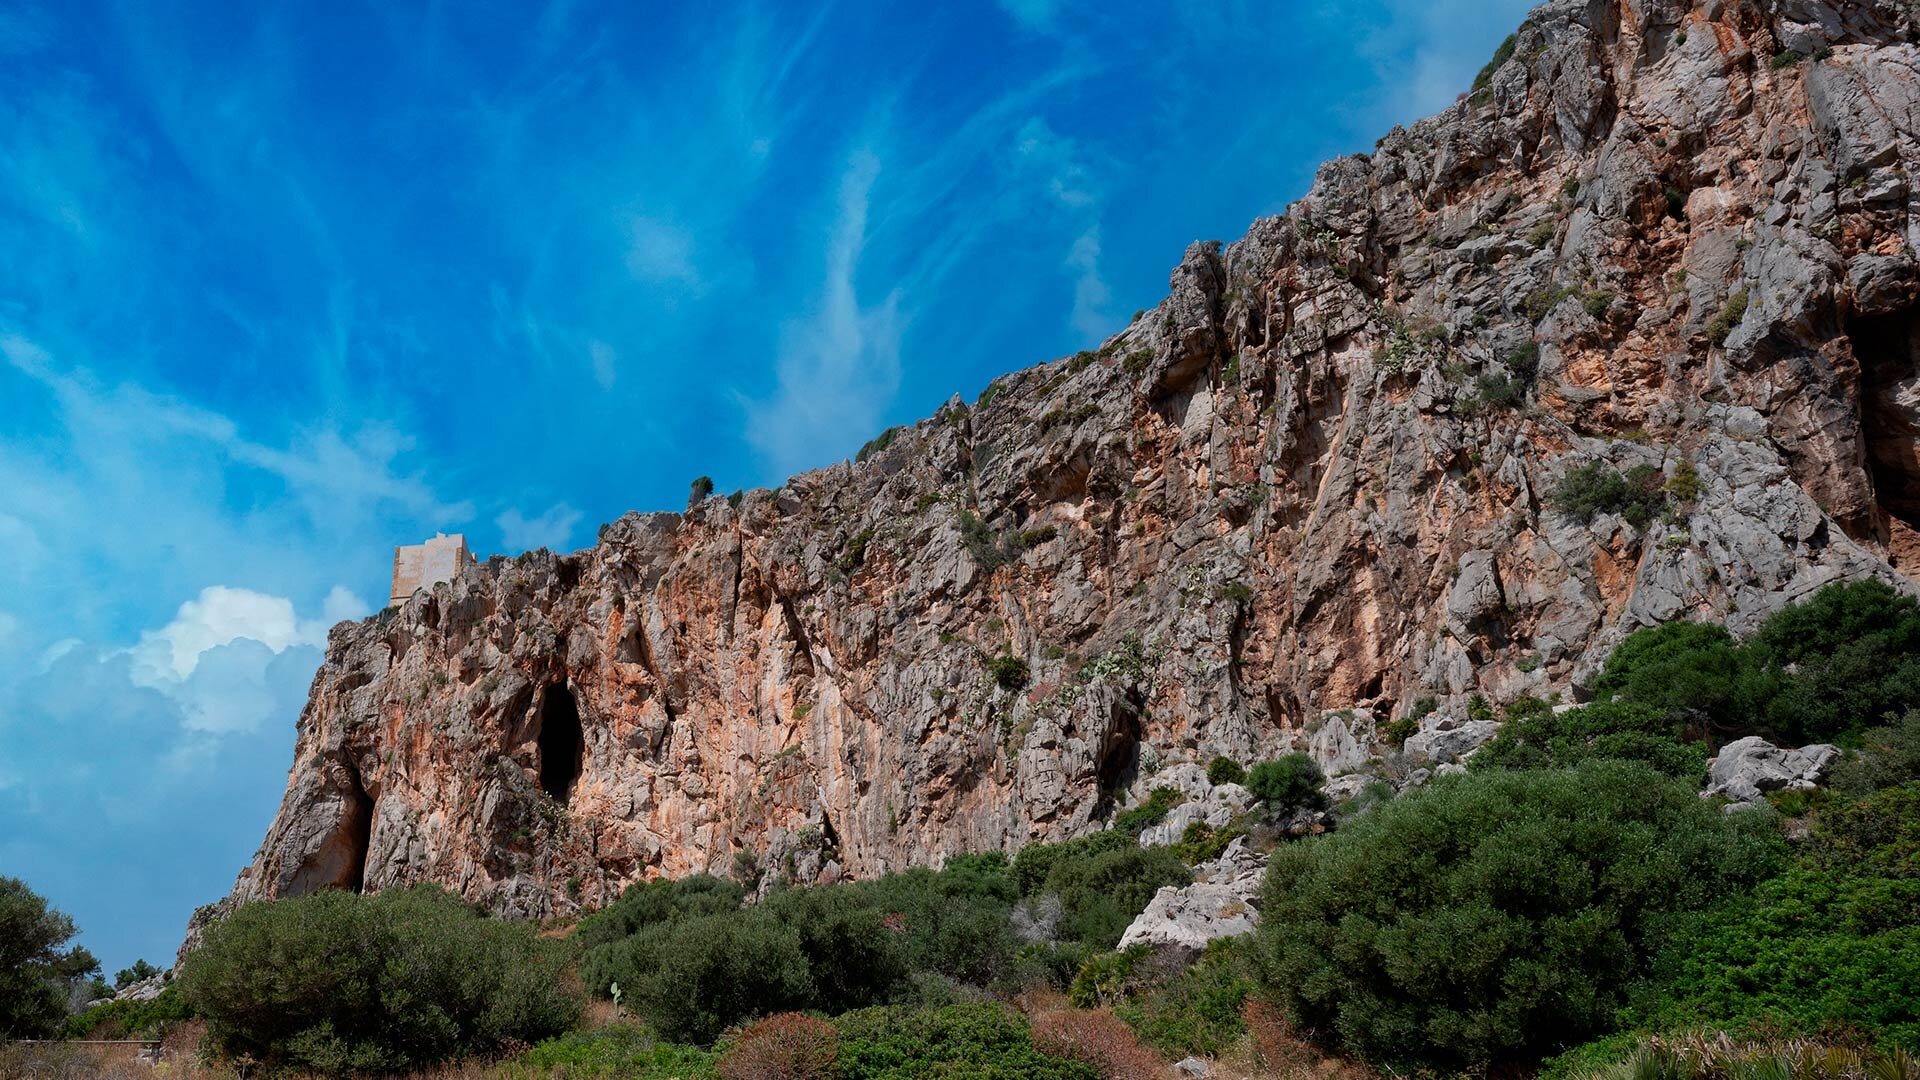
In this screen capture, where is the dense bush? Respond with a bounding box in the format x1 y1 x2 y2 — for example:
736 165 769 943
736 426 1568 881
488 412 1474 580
585 908 814 1045
499 1022 718 1079
177 885 580 1072
1472 697 1708 780
0 876 99 1038
833 1003 1097 1079
65 985 192 1040
1013 831 1190 949
854 854 1021 985
577 875 746 952
1637 783 1920 1050
1111 787 1182 835
1113 941 1255 1058
1206 756 1245 785
1578 580 1920 746
1252 761 1786 1069
1550 461 1668 528
1244 753 1327 814
114 958 160 988
1829 711 1920 793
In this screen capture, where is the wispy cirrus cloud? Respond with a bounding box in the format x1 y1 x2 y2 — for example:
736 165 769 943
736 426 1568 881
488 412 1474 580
744 150 904 476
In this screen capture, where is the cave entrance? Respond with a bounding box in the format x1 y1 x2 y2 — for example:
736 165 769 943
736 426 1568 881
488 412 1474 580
1850 307 1920 569
1093 706 1144 818
537 684 584 803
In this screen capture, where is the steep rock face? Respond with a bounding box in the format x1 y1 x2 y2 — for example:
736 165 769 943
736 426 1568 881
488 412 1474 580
221 0 1920 919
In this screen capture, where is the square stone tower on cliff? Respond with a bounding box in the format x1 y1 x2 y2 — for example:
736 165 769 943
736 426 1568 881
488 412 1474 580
390 533 474 606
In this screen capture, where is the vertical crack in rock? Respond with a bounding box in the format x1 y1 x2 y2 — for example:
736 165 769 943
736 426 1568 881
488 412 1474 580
287 760 374 896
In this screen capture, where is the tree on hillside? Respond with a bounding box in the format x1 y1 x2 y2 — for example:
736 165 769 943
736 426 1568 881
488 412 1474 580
0 876 101 1037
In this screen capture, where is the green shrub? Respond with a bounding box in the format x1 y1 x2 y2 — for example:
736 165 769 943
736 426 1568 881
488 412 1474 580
178 885 580 1072
1207 757 1246 786
985 653 1030 690
1550 461 1668 528
1526 284 1580 322
1114 942 1255 1058
845 855 1020 987
1067 947 1147 1008
577 875 745 952
65 986 192 1040
1707 288 1749 344
1244 753 1327 814
1579 581 1920 746
1475 371 1528 409
1637 783 1920 1051
690 476 715 502
1013 831 1190 950
958 510 1013 570
1473 33 1518 91
499 1022 719 1079
857 425 905 463
587 909 812 1045
1472 698 1708 780
833 1003 1098 1079
114 958 161 988
761 886 910 1015
1830 711 1920 794
1252 761 1787 1069
0 876 99 1037
1112 788 1184 836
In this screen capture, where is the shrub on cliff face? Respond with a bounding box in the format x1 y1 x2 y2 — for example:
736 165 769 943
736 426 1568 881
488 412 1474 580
1252 761 1785 1069
1206 756 1246 785
178 885 579 1072
1550 461 1668 528
1245 753 1327 815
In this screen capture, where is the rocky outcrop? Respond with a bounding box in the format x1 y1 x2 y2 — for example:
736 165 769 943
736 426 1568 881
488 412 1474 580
1117 839 1268 955
218 0 1920 920
1705 735 1842 802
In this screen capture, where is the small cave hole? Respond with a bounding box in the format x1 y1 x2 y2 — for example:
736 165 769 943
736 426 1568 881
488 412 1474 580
537 684 584 803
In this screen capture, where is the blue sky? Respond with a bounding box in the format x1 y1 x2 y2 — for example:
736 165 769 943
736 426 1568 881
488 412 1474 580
0 0 1532 973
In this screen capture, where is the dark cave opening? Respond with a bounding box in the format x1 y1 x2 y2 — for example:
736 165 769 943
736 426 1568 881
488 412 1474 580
1095 706 1144 807
343 770 373 894
537 684 584 803
1849 307 1920 541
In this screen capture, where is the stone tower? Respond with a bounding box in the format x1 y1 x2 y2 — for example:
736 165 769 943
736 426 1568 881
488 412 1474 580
389 533 474 606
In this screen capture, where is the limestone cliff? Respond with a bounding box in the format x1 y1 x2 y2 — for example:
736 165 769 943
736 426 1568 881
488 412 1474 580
216 0 1920 921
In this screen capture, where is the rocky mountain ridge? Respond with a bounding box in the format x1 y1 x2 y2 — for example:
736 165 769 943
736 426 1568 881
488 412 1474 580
210 0 1920 925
